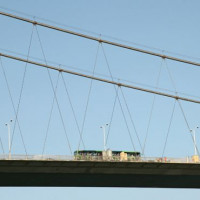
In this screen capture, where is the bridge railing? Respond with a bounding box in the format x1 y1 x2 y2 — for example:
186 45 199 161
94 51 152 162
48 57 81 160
0 154 199 164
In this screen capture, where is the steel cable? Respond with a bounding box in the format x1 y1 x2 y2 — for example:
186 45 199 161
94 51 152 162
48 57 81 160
142 58 163 155
120 87 143 152
0 57 17 155
2 47 200 101
0 137 4 154
162 100 176 158
9 25 35 156
164 59 200 157
101 44 136 151
35 26 72 154
61 72 85 149
2 11 200 68
2 52 200 104
42 72 60 155
77 43 100 152
177 100 200 156
106 86 119 145
3 8 200 65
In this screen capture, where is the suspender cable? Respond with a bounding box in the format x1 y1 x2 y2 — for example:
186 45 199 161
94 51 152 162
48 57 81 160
162 100 176 158
42 72 60 155
106 86 119 146
142 59 163 155
101 44 136 151
61 73 85 149
77 43 100 152
1 11 200 67
1 52 200 105
0 56 22 155
8 25 35 156
120 87 143 152
164 59 200 157
35 27 72 155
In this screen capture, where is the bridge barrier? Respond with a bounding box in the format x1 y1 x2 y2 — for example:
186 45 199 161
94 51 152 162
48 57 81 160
0 154 199 164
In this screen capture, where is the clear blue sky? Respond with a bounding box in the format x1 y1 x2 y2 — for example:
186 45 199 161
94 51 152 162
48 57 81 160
1 0 200 199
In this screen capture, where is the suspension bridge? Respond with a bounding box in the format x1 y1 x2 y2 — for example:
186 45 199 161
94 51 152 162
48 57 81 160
1 10 200 188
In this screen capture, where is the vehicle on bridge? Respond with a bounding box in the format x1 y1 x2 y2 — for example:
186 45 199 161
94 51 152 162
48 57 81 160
74 150 141 161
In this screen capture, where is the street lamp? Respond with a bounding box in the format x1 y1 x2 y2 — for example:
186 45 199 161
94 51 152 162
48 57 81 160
190 126 199 155
5 119 12 159
100 124 108 151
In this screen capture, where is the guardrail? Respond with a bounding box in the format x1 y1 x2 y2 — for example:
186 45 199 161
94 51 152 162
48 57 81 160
0 154 199 164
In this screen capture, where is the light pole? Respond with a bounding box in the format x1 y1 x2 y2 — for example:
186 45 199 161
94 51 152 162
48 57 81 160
5 119 12 159
100 124 108 151
190 126 199 155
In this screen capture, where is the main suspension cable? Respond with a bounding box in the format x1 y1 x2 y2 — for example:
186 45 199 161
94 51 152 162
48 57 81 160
2 46 200 101
1 52 200 104
2 11 200 67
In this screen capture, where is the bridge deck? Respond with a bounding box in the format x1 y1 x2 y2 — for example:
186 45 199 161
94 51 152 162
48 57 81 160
0 160 200 188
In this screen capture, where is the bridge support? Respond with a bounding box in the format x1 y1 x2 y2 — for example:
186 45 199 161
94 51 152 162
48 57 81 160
0 160 200 188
